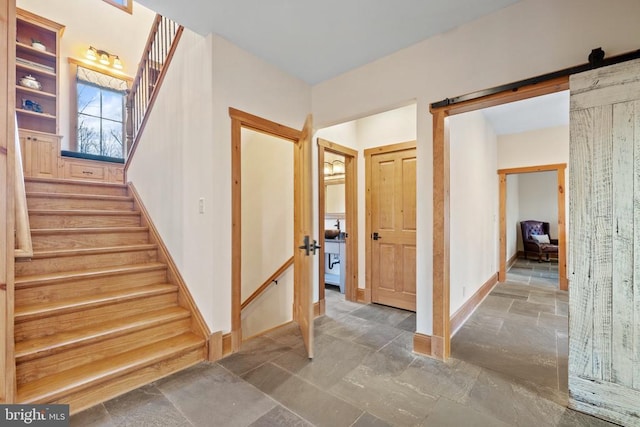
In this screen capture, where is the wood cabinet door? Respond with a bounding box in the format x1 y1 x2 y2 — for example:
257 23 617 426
20 131 59 178
369 147 417 311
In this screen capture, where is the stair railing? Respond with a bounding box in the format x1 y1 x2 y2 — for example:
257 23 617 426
14 113 32 259
124 14 183 173
241 256 294 310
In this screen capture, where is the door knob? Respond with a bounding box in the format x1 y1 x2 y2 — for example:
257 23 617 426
372 232 381 240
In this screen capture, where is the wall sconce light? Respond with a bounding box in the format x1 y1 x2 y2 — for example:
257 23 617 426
85 46 123 70
324 160 345 176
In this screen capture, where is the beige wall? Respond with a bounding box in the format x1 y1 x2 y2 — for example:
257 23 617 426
310 0 640 334
497 125 569 169
517 171 558 249
129 31 311 333
16 0 155 148
448 111 498 314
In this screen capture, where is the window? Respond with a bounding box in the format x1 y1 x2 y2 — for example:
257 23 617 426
77 82 125 159
70 62 129 160
103 0 132 14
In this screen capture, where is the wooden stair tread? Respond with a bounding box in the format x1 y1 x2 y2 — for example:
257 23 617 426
15 263 167 288
29 209 141 216
17 332 204 404
15 284 177 321
27 192 133 202
31 226 149 235
25 177 128 189
15 306 190 361
27 243 157 260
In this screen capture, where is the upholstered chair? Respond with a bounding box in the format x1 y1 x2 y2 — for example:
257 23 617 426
520 220 559 262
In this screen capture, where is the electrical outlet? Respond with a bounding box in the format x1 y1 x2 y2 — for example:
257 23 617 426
198 197 205 214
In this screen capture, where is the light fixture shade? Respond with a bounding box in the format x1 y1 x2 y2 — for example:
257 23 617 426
113 56 123 70
99 53 110 65
85 46 97 61
332 160 345 174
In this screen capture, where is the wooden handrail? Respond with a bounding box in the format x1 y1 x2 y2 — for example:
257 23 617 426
13 113 32 259
124 14 183 176
241 256 294 310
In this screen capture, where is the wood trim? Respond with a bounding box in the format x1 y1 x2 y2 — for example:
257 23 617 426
314 299 325 317
14 122 32 259
450 272 498 336
241 256 294 310
498 173 507 281
1 0 17 403
222 333 233 357
67 57 133 83
412 333 432 356
363 140 416 157
507 252 519 269
15 7 65 35
317 138 359 306
124 22 184 178
356 287 371 304
128 184 211 341
557 167 568 291
208 331 222 362
102 0 133 14
497 163 567 175
431 77 569 361
229 108 301 142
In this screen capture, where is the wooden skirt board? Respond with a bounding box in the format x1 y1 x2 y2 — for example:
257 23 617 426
366 143 416 312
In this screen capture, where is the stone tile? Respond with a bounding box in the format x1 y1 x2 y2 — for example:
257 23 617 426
350 303 412 326
243 362 362 427
157 363 275 427
478 294 514 312
527 291 558 306
557 332 568 393
272 333 371 389
419 397 511 427
530 277 560 288
395 312 416 332
352 412 392 427
352 322 403 351
556 300 569 316
492 283 530 299
321 314 376 341
218 335 292 376
249 406 312 427
70 404 115 427
556 408 620 426
538 312 569 331
103 385 191 427
330 364 437 426
509 299 556 317
398 356 481 403
360 337 415 376
262 322 304 348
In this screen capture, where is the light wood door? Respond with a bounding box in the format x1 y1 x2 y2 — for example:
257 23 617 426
568 58 640 426
293 115 314 359
369 147 416 311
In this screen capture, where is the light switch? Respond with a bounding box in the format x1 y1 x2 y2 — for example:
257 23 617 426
198 197 205 214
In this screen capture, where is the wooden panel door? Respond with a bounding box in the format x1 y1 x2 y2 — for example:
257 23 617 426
568 58 640 426
293 115 314 359
369 147 416 311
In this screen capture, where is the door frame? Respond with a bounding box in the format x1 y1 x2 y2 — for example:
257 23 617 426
317 138 358 313
429 76 569 360
498 163 568 289
364 141 417 305
230 107 302 352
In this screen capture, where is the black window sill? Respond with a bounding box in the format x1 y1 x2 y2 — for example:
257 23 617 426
61 150 125 164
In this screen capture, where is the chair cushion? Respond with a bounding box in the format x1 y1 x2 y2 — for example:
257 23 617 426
531 234 551 244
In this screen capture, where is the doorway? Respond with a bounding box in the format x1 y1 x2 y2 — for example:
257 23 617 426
317 139 358 315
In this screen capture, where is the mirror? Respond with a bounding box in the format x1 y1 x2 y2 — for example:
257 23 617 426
325 179 345 215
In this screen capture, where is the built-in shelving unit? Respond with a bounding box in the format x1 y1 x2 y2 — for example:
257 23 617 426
15 8 64 135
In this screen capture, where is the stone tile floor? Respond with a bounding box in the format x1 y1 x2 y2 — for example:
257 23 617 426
71 259 617 426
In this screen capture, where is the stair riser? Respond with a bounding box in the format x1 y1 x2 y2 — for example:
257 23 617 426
15 292 178 342
31 231 150 251
29 214 141 229
27 197 134 211
16 269 168 306
15 249 158 276
53 347 205 413
25 181 128 197
17 317 192 385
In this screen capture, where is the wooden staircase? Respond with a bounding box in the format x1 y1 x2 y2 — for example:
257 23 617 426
14 177 207 413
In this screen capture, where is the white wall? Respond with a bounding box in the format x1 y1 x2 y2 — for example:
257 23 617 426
449 111 498 314
517 171 558 249
497 125 569 169
17 0 155 148
506 174 519 260
310 0 640 335
240 129 294 338
130 32 310 333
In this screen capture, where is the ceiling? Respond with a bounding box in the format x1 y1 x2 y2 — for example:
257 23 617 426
134 0 522 84
481 91 570 135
